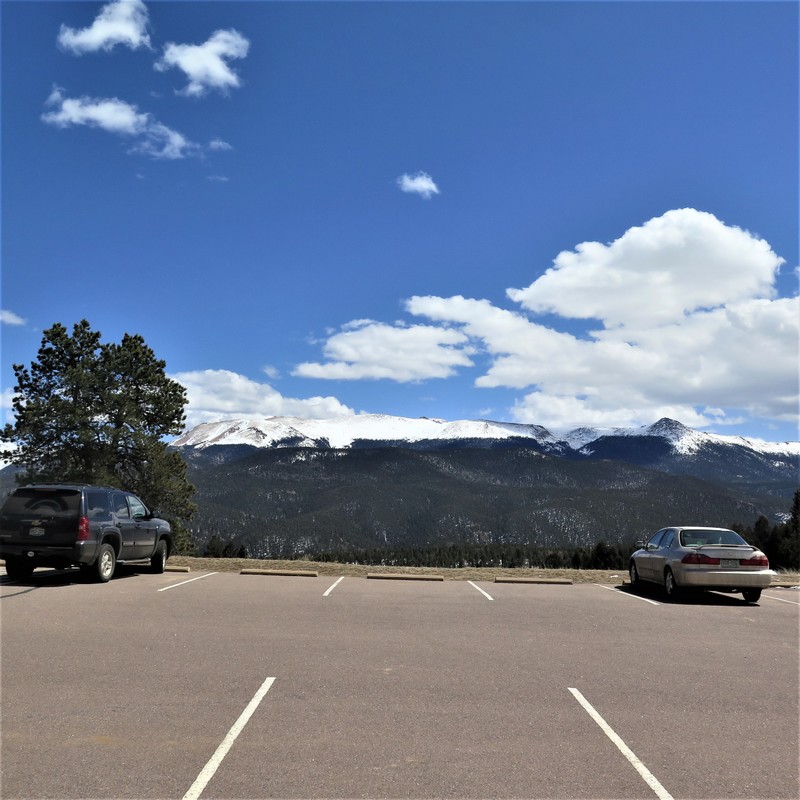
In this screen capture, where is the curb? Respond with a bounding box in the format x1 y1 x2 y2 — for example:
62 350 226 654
494 577 573 585
240 568 319 578
367 573 444 581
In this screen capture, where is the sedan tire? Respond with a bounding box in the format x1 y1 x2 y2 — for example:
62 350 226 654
629 561 640 588
742 588 762 604
664 568 681 601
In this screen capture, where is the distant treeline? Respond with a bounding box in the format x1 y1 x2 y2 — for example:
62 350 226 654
732 498 799 570
307 540 636 570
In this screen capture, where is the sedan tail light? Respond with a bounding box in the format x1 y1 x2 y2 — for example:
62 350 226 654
77 516 90 541
740 554 769 568
681 552 720 565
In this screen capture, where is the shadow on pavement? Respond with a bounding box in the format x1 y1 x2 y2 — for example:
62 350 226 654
617 582 760 606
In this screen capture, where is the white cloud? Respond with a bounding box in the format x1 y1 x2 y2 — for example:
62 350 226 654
297 209 798 431
42 87 199 160
397 171 440 199
1 310 26 326
1 387 17 431
293 320 474 382
508 209 783 329
171 369 354 430
155 30 250 97
208 138 233 151
58 0 151 54
43 87 147 133
510 393 714 432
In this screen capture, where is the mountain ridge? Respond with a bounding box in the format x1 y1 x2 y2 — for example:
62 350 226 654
171 413 798 458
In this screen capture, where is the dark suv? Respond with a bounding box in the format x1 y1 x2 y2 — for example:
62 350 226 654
0 485 172 583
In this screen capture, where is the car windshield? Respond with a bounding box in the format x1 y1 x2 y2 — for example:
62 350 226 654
679 529 749 547
1 488 81 518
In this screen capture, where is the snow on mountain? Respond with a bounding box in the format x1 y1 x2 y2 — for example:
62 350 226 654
562 426 622 450
170 414 562 451
170 413 799 459
572 417 800 458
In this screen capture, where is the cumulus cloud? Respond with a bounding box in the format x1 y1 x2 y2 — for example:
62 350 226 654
1 310 26 326
397 172 440 199
41 87 199 159
58 0 151 54
293 321 474 382
297 209 798 431
208 138 233 151
508 209 783 329
155 30 250 97
171 370 354 430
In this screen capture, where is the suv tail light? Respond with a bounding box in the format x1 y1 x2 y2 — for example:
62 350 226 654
681 552 720 565
77 516 90 541
740 554 769 568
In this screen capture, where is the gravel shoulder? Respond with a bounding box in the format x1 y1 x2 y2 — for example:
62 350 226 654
167 555 800 586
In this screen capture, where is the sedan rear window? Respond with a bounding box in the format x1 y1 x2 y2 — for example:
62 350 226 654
680 529 748 547
2 488 81 517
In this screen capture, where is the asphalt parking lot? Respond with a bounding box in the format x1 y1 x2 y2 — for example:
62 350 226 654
2 567 798 800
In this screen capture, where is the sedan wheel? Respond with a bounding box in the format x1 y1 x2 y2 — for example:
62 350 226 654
742 588 762 604
664 568 680 600
629 562 640 588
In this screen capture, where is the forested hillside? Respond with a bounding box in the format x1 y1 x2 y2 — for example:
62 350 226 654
183 447 778 559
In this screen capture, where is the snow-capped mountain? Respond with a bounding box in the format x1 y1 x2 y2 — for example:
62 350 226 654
171 413 798 459
574 418 800 458
159 414 800 557
170 414 563 452
170 414 798 503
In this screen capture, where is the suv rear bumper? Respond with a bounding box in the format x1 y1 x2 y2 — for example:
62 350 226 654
0 541 100 568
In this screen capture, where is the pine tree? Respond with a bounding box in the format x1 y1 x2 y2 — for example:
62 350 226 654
2 320 196 531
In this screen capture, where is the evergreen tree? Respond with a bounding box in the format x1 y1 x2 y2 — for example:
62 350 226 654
1 320 196 532
789 489 800 537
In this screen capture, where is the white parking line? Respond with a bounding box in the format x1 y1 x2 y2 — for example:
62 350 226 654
158 573 218 592
594 584 661 605
568 688 674 800
467 580 494 601
323 576 344 596
183 676 276 800
762 593 800 606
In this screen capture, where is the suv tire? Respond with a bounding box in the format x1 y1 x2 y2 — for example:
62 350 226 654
5 556 35 582
150 540 167 574
94 543 116 583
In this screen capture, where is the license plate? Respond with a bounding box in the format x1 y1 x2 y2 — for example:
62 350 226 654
720 559 739 568
28 526 45 537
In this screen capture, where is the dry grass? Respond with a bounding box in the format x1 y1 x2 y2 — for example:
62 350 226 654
167 555 800 586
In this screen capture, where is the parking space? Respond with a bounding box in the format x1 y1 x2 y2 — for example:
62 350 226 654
1 570 798 798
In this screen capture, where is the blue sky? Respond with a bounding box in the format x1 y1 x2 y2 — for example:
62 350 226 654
2 0 798 442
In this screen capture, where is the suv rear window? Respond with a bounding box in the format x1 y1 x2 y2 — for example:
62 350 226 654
2 488 81 517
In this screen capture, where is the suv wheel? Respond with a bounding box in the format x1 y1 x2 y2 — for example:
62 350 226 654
150 541 167 574
5 557 35 582
94 543 116 583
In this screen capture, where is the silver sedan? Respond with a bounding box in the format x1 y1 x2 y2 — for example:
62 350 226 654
629 526 775 603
